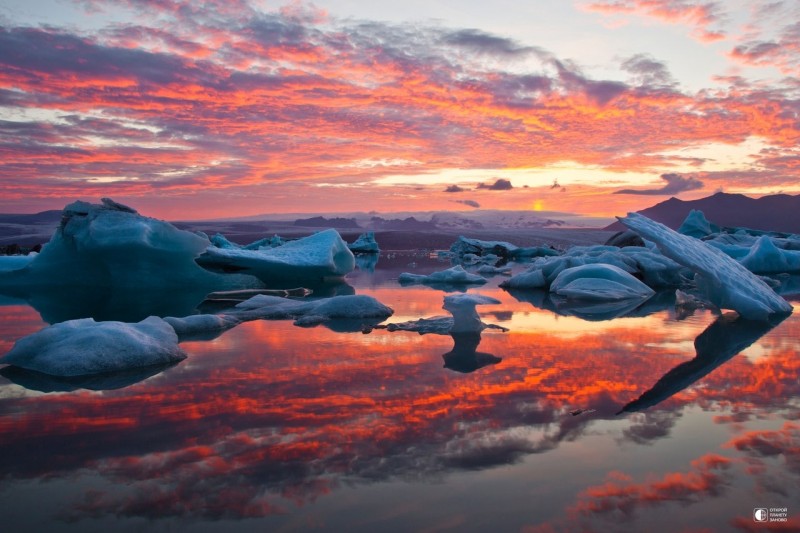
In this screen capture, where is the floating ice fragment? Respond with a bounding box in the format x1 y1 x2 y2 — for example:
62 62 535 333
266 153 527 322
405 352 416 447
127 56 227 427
198 229 355 282
620 213 792 320
398 265 487 287
444 293 503 333
380 293 505 334
0 316 186 377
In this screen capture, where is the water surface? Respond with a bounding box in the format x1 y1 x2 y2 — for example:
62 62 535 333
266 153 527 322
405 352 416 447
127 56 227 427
1 253 798 532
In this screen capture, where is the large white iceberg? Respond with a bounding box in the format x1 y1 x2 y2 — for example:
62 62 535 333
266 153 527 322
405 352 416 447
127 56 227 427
620 213 792 320
0 316 186 376
198 229 355 283
398 265 487 287
550 264 655 301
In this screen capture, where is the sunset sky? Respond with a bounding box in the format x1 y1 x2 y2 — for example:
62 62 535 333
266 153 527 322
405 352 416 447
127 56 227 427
1 0 798 220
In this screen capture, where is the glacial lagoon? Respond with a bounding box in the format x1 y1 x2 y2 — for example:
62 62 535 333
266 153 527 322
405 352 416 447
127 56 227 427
1 250 798 532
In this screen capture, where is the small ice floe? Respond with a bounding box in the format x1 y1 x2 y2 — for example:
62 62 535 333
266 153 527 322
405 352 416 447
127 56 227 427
380 293 507 335
398 265 487 288
549 264 655 302
348 232 380 254
231 294 393 330
620 213 792 321
197 228 355 283
0 316 186 377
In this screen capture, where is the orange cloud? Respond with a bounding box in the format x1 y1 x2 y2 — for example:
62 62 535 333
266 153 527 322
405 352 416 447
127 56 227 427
0 2 798 217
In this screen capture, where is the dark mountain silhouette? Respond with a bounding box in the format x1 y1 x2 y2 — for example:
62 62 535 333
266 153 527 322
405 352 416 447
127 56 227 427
605 193 800 233
367 216 438 231
294 216 360 228
0 210 62 225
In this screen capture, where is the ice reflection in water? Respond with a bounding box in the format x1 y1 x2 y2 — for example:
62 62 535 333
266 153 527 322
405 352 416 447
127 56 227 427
0 254 798 532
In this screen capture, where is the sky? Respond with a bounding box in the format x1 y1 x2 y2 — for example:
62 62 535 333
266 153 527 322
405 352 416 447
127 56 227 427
0 0 799 220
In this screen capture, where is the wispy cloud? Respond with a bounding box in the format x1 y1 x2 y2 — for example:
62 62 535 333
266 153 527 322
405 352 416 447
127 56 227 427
584 0 727 42
0 1 798 216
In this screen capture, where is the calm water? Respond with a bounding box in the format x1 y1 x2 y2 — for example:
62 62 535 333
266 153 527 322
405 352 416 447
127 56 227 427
1 252 799 532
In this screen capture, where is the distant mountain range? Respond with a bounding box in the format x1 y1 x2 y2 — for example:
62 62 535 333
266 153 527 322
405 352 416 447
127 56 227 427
605 193 800 234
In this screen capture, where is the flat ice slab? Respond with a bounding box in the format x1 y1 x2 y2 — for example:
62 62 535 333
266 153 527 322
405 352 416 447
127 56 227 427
620 213 792 320
0 316 186 376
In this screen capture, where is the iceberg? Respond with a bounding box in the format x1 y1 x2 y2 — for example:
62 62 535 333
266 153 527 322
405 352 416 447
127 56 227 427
620 213 792 320
197 229 355 283
550 264 655 302
0 316 186 377
678 209 719 238
398 265 487 287
348 232 380 254
444 293 504 333
1 198 221 289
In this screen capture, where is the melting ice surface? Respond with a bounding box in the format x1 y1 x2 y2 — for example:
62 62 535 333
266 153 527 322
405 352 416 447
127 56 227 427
1 205 799 532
